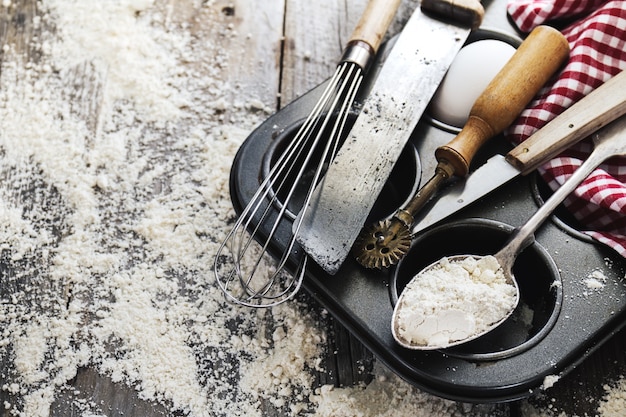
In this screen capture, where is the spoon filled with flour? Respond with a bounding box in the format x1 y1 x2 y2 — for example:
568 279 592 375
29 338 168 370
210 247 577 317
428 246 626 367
392 254 518 350
392 114 626 350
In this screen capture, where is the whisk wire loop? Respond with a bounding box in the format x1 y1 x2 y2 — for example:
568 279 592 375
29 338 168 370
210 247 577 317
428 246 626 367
215 61 365 307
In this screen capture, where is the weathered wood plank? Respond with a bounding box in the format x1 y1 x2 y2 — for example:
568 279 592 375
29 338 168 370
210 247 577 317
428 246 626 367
139 0 286 124
0 0 40 62
192 0 285 112
0 1 624 416
0 2 287 417
279 0 419 105
51 368 174 417
281 0 369 104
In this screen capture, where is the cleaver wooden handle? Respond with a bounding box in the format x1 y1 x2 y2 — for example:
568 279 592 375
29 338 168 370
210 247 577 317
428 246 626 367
348 0 402 54
507 68 626 175
421 0 485 29
435 25 570 177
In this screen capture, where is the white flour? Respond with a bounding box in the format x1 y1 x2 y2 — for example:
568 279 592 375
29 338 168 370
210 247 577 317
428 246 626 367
598 377 626 417
0 1 500 416
0 1 623 416
584 268 608 291
520 376 626 417
394 255 517 348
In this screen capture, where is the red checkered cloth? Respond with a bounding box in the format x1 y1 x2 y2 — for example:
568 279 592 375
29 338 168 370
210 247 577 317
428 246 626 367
505 0 626 256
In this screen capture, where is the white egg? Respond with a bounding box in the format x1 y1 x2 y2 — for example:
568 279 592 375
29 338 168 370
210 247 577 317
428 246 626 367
429 39 517 129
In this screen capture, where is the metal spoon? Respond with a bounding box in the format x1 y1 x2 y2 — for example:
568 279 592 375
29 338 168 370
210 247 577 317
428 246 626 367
392 113 626 350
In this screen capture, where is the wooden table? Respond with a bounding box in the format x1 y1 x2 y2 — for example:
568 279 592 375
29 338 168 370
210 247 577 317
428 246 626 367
0 1 624 416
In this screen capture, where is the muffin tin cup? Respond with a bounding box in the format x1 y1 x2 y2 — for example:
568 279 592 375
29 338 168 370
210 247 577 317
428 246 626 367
531 175 596 244
390 218 563 361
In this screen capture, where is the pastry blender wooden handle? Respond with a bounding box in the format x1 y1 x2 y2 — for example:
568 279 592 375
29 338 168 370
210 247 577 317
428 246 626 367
421 0 485 28
435 25 570 177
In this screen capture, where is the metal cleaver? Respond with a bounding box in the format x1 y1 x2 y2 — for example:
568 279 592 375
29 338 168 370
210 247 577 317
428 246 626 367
294 0 485 274
412 68 626 234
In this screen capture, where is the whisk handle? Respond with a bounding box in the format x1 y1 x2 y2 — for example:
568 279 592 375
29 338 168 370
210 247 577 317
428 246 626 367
348 0 402 55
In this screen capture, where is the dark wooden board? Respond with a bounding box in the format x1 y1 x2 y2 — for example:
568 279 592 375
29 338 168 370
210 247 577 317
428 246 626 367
0 0 624 416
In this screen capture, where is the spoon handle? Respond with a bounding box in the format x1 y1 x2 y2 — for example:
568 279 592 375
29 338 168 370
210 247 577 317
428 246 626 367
496 113 626 269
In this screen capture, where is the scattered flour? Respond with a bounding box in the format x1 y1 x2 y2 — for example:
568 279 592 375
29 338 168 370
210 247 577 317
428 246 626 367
394 255 517 348
0 1 505 416
0 1 623 416
598 377 626 417
310 362 491 417
521 376 626 417
584 268 608 290
541 375 560 390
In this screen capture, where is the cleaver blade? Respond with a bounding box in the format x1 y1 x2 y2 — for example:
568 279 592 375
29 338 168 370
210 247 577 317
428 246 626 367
294 0 484 275
413 68 626 234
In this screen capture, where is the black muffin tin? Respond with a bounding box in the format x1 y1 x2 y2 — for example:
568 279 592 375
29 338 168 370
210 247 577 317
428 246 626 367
228 6 626 403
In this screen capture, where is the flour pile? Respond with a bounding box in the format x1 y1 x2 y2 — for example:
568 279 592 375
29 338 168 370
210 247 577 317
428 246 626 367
0 1 498 416
598 377 626 417
394 255 517 348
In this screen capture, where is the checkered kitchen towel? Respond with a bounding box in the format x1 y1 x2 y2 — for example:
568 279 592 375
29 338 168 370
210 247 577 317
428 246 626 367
505 0 626 256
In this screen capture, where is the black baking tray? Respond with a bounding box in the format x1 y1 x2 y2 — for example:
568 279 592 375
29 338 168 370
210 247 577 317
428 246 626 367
227 3 626 403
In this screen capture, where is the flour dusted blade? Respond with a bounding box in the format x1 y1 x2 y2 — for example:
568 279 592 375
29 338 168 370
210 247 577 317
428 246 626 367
294 7 472 275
